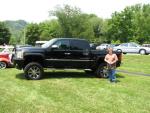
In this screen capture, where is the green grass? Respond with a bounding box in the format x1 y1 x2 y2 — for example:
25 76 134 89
0 55 150 113
118 55 150 74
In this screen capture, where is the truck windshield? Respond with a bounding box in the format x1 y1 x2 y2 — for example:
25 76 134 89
41 39 57 48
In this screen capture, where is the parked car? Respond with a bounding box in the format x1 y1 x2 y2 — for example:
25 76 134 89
90 43 98 50
0 46 15 69
96 44 118 50
35 41 48 47
142 44 150 48
96 44 110 50
113 42 150 55
13 38 122 80
0 46 14 53
0 52 13 69
109 44 119 48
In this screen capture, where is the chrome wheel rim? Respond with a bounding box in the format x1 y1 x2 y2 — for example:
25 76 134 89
0 62 6 69
28 66 41 79
100 66 108 78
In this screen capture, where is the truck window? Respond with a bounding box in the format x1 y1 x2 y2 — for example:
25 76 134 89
53 40 70 50
70 40 90 50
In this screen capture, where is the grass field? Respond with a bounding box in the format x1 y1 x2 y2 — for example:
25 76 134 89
0 55 150 113
118 54 150 74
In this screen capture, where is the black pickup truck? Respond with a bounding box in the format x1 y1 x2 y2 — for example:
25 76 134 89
14 38 122 80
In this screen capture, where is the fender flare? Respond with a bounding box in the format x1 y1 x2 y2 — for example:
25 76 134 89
0 58 9 64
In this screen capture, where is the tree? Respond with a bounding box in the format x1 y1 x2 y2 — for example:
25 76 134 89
25 23 41 45
88 14 108 43
134 4 150 44
107 7 135 43
50 5 80 37
39 19 61 40
107 4 150 44
49 5 95 40
49 5 110 43
0 22 11 45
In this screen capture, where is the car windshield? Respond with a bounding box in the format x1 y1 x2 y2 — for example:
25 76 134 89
134 43 141 47
41 39 57 48
130 42 141 47
101 44 108 46
109 44 115 47
120 43 128 47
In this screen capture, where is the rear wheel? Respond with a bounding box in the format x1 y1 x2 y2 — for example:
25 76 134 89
0 61 7 69
24 62 44 80
95 63 108 78
140 49 146 55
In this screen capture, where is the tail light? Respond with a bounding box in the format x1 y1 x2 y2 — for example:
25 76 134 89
118 53 123 61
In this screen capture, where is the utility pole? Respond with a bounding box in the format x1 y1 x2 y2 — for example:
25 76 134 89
24 28 26 45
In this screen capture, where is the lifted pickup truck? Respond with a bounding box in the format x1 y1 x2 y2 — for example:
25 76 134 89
14 38 122 80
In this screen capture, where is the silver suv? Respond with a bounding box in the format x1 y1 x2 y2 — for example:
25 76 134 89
114 42 150 55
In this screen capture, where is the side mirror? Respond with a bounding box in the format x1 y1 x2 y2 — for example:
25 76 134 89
51 45 58 49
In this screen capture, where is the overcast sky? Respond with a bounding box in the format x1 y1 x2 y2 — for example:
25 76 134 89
0 0 149 23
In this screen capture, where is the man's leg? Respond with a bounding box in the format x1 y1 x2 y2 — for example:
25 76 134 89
111 69 116 82
108 69 113 82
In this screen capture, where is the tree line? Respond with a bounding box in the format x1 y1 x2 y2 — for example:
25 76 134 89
0 4 150 45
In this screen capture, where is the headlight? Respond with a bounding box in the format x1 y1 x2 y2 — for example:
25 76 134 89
16 51 23 58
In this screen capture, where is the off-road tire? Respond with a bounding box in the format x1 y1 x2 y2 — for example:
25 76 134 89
24 62 44 80
95 63 108 78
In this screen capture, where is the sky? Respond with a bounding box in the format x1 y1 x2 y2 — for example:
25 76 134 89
0 0 149 23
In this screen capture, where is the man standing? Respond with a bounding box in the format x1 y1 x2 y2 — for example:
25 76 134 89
104 48 118 82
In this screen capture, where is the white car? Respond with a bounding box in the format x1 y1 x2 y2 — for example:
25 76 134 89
35 41 48 47
113 42 150 55
96 44 110 50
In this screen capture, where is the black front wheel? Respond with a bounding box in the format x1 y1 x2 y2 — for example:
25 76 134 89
0 61 7 69
95 63 108 78
24 62 44 80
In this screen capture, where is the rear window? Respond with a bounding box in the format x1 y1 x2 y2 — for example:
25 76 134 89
70 40 90 50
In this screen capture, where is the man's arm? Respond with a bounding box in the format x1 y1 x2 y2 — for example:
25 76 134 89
111 54 118 64
104 55 110 64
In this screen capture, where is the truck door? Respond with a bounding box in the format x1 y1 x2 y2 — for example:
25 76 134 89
69 40 91 68
46 39 70 68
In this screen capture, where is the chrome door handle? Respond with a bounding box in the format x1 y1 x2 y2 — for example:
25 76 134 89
64 53 71 55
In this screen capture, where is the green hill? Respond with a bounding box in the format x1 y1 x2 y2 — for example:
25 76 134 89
5 20 28 44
